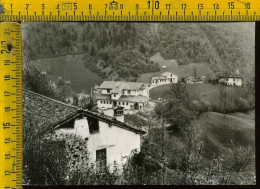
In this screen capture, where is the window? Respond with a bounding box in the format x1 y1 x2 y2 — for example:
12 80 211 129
87 117 99 133
122 102 125 105
119 102 121 105
114 94 116 97
107 89 111 93
126 102 128 105
128 90 131 94
96 149 106 173
100 101 102 104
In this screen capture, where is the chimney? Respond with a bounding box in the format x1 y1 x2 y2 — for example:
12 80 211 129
102 108 125 123
114 107 124 122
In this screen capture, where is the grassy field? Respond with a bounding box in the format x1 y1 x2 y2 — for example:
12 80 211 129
150 83 218 100
150 82 245 103
138 52 213 83
165 110 255 167
29 53 103 93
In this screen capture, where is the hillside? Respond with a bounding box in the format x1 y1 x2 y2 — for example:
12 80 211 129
138 52 213 83
30 53 103 93
22 22 255 89
165 110 255 167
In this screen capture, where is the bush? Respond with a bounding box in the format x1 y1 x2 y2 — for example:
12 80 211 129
222 142 255 172
235 97 250 113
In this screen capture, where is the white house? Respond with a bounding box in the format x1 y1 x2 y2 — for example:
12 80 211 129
151 72 178 86
184 76 196 83
24 90 146 172
218 73 243 86
97 81 150 114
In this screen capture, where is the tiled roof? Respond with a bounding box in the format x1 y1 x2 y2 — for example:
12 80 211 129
119 95 150 103
219 74 242 78
161 72 177 77
23 90 78 134
125 115 148 128
216 72 242 79
151 76 167 80
96 94 111 100
99 81 148 92
23 90 146 135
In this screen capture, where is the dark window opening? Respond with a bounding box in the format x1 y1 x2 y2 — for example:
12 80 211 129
87 117 99 133
96 148 106 173
107 89 111 93
58 118 75 129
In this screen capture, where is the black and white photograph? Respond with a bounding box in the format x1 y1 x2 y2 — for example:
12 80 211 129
22 22 255 185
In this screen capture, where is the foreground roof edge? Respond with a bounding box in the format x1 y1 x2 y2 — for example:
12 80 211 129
24 89 80 110
24 90 146 135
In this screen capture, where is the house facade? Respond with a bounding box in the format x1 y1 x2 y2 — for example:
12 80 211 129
217 73 243 86
97 81 150 114
151 72 178 86
24 90 146 172
219 77 243 86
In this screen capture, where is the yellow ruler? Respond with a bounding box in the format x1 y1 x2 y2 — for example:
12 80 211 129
0 0 259 21
0 22 22 189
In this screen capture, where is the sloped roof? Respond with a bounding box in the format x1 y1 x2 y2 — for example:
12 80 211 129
125 114 148 128
161 72 178 77
23 90 145 135
219 74 242 79
96 94 111 100
23 90 78 134
151 75 167 80
119 95 150 103
216 72 242 79
99 81 148 92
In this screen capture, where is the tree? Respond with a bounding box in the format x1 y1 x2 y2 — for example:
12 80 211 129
193 66 197 80
90 46 96 56
23 54 61 101
162 83 196 132
139 44 146 54
223 141 254 172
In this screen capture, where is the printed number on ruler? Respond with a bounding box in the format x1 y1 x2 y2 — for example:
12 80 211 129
0 22 23 189
0 0 259 21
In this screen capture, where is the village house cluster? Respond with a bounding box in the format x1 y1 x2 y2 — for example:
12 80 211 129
24 70 244 173
96 81 150 115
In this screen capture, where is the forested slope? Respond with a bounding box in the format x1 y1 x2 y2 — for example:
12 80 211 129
22 22 255 81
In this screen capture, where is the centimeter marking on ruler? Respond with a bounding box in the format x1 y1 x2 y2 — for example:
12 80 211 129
0 22 23 189
0 0 259 21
